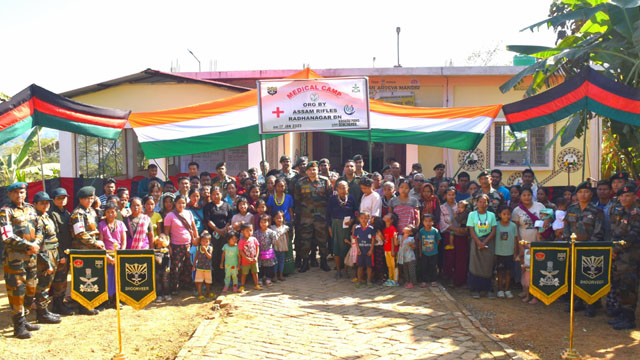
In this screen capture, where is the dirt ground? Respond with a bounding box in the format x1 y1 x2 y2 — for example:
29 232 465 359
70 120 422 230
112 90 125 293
447 284 640 360
0 267 219 360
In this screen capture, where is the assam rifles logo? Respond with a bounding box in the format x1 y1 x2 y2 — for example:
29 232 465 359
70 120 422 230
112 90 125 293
352 84 361 93
582 255 604 279
267 87 278 96
344 104 356 115
310 93 319 102
126 263 148 286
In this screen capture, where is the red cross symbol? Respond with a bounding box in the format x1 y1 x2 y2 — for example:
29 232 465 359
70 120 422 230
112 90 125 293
272 107 284 118
1 225 12 239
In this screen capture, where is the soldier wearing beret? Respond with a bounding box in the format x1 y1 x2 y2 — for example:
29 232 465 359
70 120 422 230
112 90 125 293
48 187 75 316
318 158 338 179
471 170 504 214
609 183 640 330
278 155 297 181
70 186 103 315
211 162 235 197
352 154 369 178
428 163 452 192
563 181 605 316
294 161 332 272
1 182 43 339
32 191 62 325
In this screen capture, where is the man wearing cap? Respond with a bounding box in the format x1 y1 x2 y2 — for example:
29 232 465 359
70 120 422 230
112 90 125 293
48 187 75 316
409 163 423 177
278 155 296 180
353 154 368 178
32 191 62 325
428 164 452 193
471 170 504 214
319 158 337 179
608 183 640 329
294 161 332 272
211 162 235 197
70 186 104 316
1 182 43 339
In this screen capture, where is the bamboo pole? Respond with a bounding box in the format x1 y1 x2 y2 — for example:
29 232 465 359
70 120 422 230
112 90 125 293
36 127 46 192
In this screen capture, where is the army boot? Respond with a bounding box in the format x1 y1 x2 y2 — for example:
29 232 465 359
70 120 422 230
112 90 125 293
78 306 99 316
13 315 32 339
320 257 331 272
612 310 636 330
299 258 310 273
37 308 62 324
52 297 75 316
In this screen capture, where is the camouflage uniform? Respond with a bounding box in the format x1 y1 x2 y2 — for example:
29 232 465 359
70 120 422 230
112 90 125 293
610 203 640 326
294 175 332 259
49 205 72 300
471 188 504 214
70 205 100 249
34 210 60 311
211 174 236 197
1 202 42 317
562 203 605 242
428 176 453 193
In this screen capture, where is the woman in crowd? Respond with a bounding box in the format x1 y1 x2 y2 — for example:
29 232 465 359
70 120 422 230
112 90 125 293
165 195 198 294
224 182 239 211
149 181 163 212
509 185 521 210
204 186 234 282
467 181 479 197
266 178 295 275
125 197 153 250
327 180 356 279
246 185 261 214
381 181 396 217
187 188 205 234
420 183 441 228
440 187 468 287
511 186 546 304
261 175 276 201
160 192 176 221
143 195 163 239
466 194 497 299
536 187 557 211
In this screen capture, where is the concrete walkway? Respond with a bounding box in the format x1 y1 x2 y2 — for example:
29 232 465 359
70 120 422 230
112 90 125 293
176 269 521 360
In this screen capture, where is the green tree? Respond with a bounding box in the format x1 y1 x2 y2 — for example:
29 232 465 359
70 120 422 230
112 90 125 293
500 0 640 179
0 127 60 185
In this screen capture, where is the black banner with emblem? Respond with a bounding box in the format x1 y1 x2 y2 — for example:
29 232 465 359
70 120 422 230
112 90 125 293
530 242 570 305
116 250 156 309
69 249 108 310
574 242 612 304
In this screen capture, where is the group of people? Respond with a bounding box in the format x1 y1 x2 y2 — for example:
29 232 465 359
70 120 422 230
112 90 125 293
2 155 639 340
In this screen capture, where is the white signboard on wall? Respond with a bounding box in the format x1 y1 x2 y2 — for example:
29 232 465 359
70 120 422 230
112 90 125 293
258 77 370 134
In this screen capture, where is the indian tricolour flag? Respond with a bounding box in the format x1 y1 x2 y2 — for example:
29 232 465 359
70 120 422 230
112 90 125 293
129 69 502 159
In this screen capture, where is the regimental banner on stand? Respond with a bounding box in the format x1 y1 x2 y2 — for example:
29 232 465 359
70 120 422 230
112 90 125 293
574 242 613 304
530 242 570 305
69 250 108 310
116 250 156 309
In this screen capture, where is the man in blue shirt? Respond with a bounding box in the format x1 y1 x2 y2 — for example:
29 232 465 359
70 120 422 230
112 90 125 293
455 172 471 202
491 169 511 202
137 164 163 197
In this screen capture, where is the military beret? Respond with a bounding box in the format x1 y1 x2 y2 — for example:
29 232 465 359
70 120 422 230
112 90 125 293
294 156 308 168
412 163 422 170
353 154 364 162
306 161 319 170
247 167 257 174
33 191 51 203
319 158 330 165
575 181 592 192
617 182 637 197
215 161 226 170
7 182 27 192
610 172 629 182
279 155 291 162
477 170 490 179
51 187 69 198
77 186 96 198
433 163 445 171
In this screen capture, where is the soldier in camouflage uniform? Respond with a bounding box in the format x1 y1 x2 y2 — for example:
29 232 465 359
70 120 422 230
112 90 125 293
604 172 629 316
70 186 104 315
338 159 362 210
32 192 62 325
608 183 640 330
471 170 504 214
1 182 43 339
294 161 332 273
428 163 453 192
211 161 236 197
49 187 75 316
563 181 605 316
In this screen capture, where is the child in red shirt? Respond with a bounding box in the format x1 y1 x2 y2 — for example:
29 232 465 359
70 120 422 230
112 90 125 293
382 213 399 286
238 223 262 292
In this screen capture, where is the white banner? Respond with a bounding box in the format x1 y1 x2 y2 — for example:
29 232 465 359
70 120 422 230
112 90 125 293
258 77 370 134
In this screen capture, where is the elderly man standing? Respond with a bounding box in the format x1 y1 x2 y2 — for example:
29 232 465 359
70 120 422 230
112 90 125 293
294 161 332 273
1 182 43 339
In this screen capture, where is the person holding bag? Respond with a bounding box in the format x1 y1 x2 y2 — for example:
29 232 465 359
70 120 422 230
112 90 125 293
164 195 199 294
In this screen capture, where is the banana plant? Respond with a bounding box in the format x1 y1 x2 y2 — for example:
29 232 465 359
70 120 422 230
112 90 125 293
501 0 640 179
0 126 59 185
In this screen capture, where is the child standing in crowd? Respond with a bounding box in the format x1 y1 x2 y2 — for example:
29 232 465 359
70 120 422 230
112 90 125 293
382 213 399 287
397 225 417 288
419 214 441 287
252 199 268 230
495 206 518 299
220 231 240 293
193 231 214 300
389 181 421 232
353 211 376 288
466 194 497 299
270 211 290 281
155 234 172 302
231 198 253 231
238 223 261 292
98 203 126 307
553 198 568 238
255 214 277 286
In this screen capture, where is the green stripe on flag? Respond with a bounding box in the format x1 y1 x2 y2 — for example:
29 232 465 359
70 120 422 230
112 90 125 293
35 111 122 140
139 124 281 159
509 99 587 132
327 129 485 151
0 116 35 146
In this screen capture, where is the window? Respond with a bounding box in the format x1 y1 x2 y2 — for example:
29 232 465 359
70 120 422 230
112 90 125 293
76 132 126 178
492 120 550 169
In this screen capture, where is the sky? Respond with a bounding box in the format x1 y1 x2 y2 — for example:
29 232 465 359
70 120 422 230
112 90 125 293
0 0 559 96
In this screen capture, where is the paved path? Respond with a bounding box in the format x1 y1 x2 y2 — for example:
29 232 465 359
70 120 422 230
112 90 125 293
177 269 521 360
